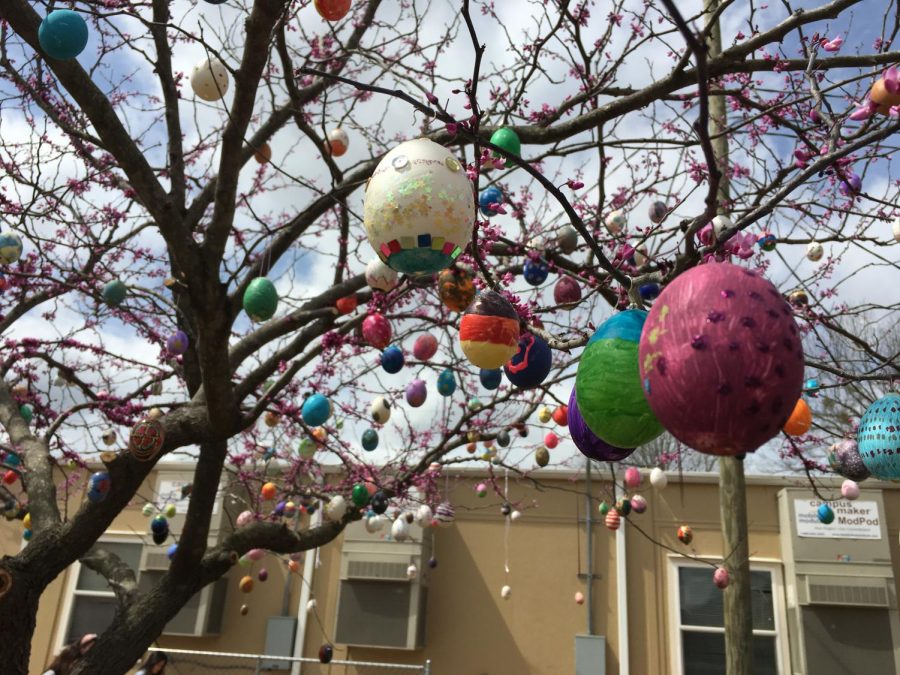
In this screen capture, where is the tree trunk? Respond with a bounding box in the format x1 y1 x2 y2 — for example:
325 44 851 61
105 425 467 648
0 562 43 674
719 457 753 675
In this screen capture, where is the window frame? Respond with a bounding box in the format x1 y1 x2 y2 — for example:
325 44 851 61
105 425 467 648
54 533 143 655
667 556 791 675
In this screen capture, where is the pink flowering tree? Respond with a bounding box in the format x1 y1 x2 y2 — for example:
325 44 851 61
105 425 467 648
0 0 897 672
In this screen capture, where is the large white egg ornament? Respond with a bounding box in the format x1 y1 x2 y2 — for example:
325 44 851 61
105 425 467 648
365 258 398 292
191 57 229 101
807 241 824 262
364 138 474 275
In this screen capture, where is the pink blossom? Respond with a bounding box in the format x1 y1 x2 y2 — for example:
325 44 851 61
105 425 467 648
821 36 843 52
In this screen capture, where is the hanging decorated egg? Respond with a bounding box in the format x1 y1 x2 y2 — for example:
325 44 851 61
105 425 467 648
712 215 732 238
501 584 512 599
576 309 664 448
841 480 860 500
298 438 317 458
544 432 559 449
314 0 351 21
575 591 585 605
362 313 392 350
553 228 578 256
475 482 488 498
405 380 427 407
261 482 277 501
102 280 128 307
677 525 693 545
479 368 502 390
479 186 503 217
164 504 176 518
2 469 17 485
325 495 348 521
361 429 378 451
523 259 550 286
433 502 455 526
459 290 520 369
605 210 626 235
19 404 33 424
757 231 777 251
624 467 641 488
869 70 900 113
406 564 418 580
827 439 869 481
568 388 634 460
237 510 254 527
243 278 278 321
191 57 229 101
413 334 438 361
239 576 254 593
335 295 357 315
615 498 631 516
391 516 410 541
438 267 476 312
467 397 482 412
264 411 280 428
554 277 582 306
370 489 389 514
504 333 552 389
788 289 809 307
415 504 433 527
535 446 550 467
151 515 169 536
807 241 824 262
496 430 511 447
0 232 23 265
817 503 835 524
351 484 370 507
364 138 473 274
437 369 456 396
630 494 648 514
804 378 820 396
253 143 272 164
638 263 804 456
381 346 404 374
38 10 89 60
365 258 399 292
713 567 730 589
605 510 621 530
129 418 165 461
166 331 189 355
370 396 391 424
489 127 521 158
648 201 668 224
302 393 332 427
142 503 154 517
552 405 568 426
857 393 900 479
783 399 812 435
257 568 268 582
87 471 111 503
326 127 349 156
538 406 552 423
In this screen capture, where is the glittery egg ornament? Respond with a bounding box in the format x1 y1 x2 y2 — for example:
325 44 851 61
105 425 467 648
243 278 278 322
326 127 349 156
827 439 870 481
381 345 405 374
554 277 582 306
437 369 456 396
523 259 550 286
783 398 812 436
166 331 189 355
365 258 398 292
362 313 392 349
405 379 427 407
38 10 89 60
638 263 804 456
364 138 473 274
102 280 128 307
576 310 664 448
459 291 520 369
480 368 502 390
0 232 23 264
413 334 438 361
479 186 503 217
438 266 476 313
567 388 635 461
857 393 900 479
302 393 332 427
191 57 229 101
504 333 552 389
314 0 351 21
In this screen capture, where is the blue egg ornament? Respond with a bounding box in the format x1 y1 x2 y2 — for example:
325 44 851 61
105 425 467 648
504 333 552 389
479 186 503 217
817 503 835 524
479 368 502 390
102 280 127 307
361 429 379 451
381 346 404 374
167 544 179 560
38 10 89 60
857 393 900 480
88 471 111 503
437 369 456 396
302 393 332 427
523 259 550 286
0 232 23 265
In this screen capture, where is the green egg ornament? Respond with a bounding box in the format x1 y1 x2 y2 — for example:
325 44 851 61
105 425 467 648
164 504 176 518
243 278 278 322
19 404 33 424
489 127 521 158
102 280 128 307
351 483 370 507
298 438 317 458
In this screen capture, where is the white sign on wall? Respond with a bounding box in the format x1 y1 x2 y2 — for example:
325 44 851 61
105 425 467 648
794 499 881 539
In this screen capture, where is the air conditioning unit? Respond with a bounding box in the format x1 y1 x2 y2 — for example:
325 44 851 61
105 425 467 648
334 517 433 650
778 488 900 674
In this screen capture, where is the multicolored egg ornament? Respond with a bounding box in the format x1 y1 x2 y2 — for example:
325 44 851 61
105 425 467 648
434 502 455 526
314 0 351 21
475 482 488 498
0 232 23 264
576 310 664 448
479 368 502 390
841 480 860 500
783 398 812 435
364 138 473 274
405 379 427 407
630 494 648 514
381 346 405 373
361 428 378 451
459 291 520 369
413 334 438 361
370 396 391 424
523 259 550 286
479 186 503 217
757 231 777 251
803 378 820 396
535 446 550 467
438 267 476 312
362 313 392 349
243 278 278 321
807 241 824 262
102 280 128 307
567 388 635 461
857 394 900 479
489 127 521 157
638 263 804 455
436 369 456 396
166 331 189 355
648 201 668 224
129 418 165 461
605 210 626 235
713 567 730 590
38 10 89 60
827 439 869 481
302 393 332 427
818 503 835 524
365 258 398 292
191 57 229 101
554 277 582 305
677 525 693 545
326 127 349 156
605 510 621 530
88 471 111 503
504 333 552 389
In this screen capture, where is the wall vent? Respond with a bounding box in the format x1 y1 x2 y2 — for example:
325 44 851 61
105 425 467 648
805 576 889 607
347 560 409 581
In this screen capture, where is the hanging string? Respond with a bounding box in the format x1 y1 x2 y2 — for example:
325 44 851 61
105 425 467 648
504 468 510 576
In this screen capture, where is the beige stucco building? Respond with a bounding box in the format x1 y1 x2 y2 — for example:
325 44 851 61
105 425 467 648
4 464 900 674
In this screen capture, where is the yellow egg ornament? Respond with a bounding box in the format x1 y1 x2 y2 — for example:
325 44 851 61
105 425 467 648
537 406 552 424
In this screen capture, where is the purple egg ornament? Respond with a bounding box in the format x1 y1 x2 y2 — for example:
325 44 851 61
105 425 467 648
567 388 634 461
553 276 582 306
166 330 189 355
405 379 428 407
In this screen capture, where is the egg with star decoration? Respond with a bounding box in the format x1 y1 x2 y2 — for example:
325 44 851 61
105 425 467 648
576 310 664 448
857 393 900 480
459 290 521 369
504 333 552 389
638 263 804 456
364 138 474 275
438 266 476 313
523 258 550 286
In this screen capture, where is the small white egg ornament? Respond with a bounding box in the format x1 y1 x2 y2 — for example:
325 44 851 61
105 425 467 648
391 516 410 541
365 258 399 292
807 241 824 262
406 564 418 580
501 585 512 599
191 57 229 101
604 210 626 235
325 495 348 522
712 215 733 238
650 467 668 490
370 396 392 424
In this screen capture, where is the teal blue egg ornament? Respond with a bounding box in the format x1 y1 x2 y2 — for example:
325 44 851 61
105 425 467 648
361 429 379 451
102 280 127 307
857 393 900 480
302 393 332 427
479 368 502 390
575 309 664 447
817 503 835 524
0 232 23 265
19 404 33 424
38 10 89 60
437 368 456 396
243 277 278 322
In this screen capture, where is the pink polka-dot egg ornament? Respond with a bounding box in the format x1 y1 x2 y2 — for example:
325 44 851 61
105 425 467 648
362 312 392 350
638 262 804 455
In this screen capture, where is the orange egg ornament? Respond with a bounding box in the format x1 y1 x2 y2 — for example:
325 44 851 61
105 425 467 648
783 398 812 436
314 0 351 21
870 77 900 114
438 267 476 313
254 142 272 164
239 575 254 593
261 482 277 501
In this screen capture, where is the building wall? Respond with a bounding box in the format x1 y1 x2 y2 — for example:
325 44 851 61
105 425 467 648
4 468 900 675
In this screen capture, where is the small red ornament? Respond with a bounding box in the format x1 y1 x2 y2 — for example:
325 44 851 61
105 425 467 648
713 566 730 589
677 525 693 545
544 432 559 449
335 295 357 315
314 0 351 21
605 510 621 530
129 418 165 461
2 469 17 485
552 405 568 426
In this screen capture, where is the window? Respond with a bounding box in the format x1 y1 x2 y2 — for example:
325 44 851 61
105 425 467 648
669 560 788 675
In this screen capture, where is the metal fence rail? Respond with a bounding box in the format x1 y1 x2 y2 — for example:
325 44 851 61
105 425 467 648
147 647 431 675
